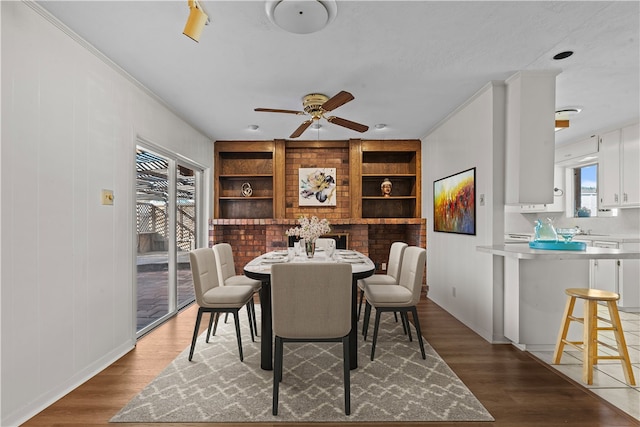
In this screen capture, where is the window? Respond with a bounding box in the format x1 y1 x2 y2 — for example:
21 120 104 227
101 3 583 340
572 164 598 217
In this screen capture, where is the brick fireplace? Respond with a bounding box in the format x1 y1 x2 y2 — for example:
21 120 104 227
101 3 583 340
209 218 426 276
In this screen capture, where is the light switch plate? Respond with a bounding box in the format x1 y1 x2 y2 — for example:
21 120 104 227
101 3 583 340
101 189 114 205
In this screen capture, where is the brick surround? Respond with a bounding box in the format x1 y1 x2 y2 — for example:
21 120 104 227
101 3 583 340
209 218 426 278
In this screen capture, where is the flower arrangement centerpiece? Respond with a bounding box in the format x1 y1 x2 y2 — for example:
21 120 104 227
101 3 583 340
285 215 331 258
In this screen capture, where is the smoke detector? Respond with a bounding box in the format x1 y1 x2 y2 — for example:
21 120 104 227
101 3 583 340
266 0 337 34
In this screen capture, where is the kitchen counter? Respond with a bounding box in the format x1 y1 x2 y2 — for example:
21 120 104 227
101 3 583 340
478 243 640 259
571 234 640 243
478 244 640 351
505 232 640 244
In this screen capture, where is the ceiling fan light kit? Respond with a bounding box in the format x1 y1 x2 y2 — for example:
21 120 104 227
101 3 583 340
265 0 337 34
183 0 209 42
255 90 369 138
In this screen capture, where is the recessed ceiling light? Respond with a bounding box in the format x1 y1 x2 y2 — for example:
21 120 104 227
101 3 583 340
553 51 574 60
248 124 259 131
374 123 387 129
555 107 582 119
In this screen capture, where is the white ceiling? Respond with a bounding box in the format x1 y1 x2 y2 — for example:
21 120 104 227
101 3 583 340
36 1 639 146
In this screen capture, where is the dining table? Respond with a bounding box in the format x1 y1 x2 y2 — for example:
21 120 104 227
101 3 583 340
243 247 375 371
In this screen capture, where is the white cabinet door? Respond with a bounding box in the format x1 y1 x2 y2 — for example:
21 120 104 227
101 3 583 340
621 123 640 206
505 71 558 205
619 243 640 310
599 130 621 208
518 166 565 212
591 241 619 294
599 124 640 209
591 258 618 294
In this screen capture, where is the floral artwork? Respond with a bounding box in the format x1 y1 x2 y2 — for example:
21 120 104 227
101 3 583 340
298 168 337 206
433 168 476 235
285 216 331 242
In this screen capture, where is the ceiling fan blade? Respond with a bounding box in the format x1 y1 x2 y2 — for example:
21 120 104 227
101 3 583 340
326 116 369 133
290 119 314 138
321 91 354 112
254 108 305 115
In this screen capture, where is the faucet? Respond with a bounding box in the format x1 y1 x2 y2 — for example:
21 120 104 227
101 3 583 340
575 226 594 235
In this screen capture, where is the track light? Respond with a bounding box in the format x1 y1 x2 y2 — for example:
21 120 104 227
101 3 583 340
183 0 209 42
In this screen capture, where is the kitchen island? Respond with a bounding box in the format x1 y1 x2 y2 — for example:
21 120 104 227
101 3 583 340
477 243 640 351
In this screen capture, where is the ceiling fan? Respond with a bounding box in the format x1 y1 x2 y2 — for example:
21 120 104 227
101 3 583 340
255 91 369 138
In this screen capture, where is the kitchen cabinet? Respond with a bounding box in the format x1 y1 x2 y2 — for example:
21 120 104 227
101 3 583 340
505 70 559 205
555 135 599 166
599 123 640 208
516 166 565 213
591 241 640 311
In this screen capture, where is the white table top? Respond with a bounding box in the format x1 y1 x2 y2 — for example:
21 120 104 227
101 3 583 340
477 243 640 260
243 249 375 276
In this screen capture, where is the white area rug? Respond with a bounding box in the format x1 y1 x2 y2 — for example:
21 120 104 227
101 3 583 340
111 306 493 423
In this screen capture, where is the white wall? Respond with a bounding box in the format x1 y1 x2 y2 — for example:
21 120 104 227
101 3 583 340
422 82 507 343
0 3 213 425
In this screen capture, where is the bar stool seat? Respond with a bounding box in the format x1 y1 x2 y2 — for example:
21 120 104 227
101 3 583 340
552 288 635 386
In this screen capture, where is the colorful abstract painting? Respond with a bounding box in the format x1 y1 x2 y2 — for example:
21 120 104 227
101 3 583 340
433 168 476 235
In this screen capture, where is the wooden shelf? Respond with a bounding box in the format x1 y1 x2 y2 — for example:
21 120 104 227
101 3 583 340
219 196 273 200
215 141 281 219
214 139 420 220
362 196 417 200
218 174 272 178
219 199 273 219
362 173 416 177
354 140 421 219
362 198 418 218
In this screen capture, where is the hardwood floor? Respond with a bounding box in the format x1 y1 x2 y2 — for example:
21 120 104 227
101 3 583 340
21 298 638 427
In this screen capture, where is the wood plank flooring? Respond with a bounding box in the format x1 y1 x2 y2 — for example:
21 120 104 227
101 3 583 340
21 298 638 427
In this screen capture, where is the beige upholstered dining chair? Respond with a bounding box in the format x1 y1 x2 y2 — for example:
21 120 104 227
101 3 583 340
212 243 261 335
188 248 255 362
357 241 408 319
362 246 426 361
315 237 336 258
270 263 352 416
315 237 335 249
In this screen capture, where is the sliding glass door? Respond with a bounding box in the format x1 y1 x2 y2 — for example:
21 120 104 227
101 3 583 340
135 146 200 337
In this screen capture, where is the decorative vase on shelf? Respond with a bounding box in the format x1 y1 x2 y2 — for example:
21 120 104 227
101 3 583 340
305 240 316 258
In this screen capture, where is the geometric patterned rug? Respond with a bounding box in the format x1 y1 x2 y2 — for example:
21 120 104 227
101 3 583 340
110 306 493 423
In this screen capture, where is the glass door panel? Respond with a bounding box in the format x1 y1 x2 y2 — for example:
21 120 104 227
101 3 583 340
176 164 196 309
136 149 170 333
136 147 201 336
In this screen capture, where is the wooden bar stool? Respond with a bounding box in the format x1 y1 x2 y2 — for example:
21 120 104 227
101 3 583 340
552 288 635 385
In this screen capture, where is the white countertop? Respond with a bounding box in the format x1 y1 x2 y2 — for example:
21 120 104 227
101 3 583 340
477 243 640 260
505 232 640 244
571 234 640 243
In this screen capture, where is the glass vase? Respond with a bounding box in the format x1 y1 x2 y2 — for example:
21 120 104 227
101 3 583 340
305 240 316 258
